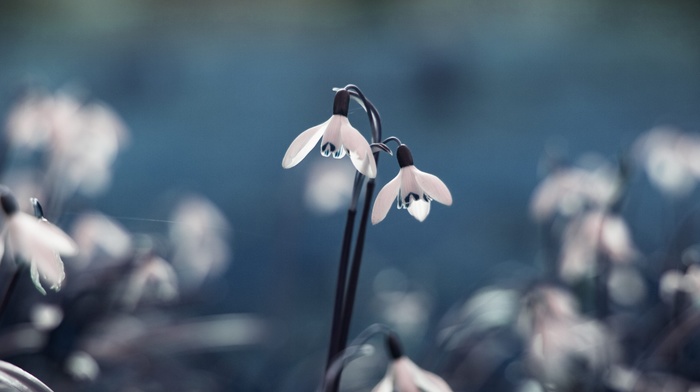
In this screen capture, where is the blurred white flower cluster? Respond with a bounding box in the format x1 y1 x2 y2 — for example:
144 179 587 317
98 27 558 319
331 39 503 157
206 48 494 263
530 155 639 283
5 89 129 199
634 127 700 197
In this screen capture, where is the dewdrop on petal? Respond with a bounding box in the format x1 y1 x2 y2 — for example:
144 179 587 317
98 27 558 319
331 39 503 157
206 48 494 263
0 190 77 294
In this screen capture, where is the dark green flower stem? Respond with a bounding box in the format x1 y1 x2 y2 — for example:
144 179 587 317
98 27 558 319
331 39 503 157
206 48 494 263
0 265 25 325
338 177 376 355
325 208 356 370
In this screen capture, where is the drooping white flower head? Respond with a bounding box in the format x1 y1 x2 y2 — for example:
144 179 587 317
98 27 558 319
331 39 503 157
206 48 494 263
282 89 377 178
559 210 638 282
122 253 178 310
517 286 618 390
371 145 452 224
169 195 231 289
0 190 78 294
372 334 453 392
633 127 700 197
529 161 620 222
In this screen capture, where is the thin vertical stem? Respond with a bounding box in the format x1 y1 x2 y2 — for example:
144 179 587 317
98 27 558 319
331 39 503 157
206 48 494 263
338 179 376 350
325 208 356 372
329 177 377 392
0 266 25 324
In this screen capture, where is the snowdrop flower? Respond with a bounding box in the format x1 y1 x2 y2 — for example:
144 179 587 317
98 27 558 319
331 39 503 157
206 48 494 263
559 210 638 282
122 253 178 309
518 286 618 390
372 334 452 392
371 144 452 224
529 161 620 222
660 264 700 306
282 89 377 178
634 127 700 197
71 212 132 270
169 195 230 289
0 190 78 294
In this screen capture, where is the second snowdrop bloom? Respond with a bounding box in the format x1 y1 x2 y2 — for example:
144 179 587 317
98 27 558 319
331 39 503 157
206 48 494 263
0 190 78 294
373 334 453 392
281 89 377 178
371 145 452 224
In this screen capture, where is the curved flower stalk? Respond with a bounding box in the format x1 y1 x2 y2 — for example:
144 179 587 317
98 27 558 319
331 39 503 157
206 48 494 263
372 144 452 224
0 190 77 294
282 89 377 178
373 334 453 392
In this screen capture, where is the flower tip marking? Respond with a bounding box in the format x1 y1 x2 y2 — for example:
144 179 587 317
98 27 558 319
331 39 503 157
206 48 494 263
332 89 350 117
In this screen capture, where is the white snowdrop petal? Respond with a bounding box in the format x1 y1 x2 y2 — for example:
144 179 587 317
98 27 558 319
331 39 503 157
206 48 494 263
320 116 345 158
421 372 454 392
371 375 394 392
30 263 47 295
394 359 420 392
281 118 329 168
407 199 431 222
15 214 78 256
412 167 452 206
339 117 377 178
371 173 402 224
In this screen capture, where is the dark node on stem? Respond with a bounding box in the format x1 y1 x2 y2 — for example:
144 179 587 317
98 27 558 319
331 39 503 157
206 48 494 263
333 89 350 117
0 191 18 216
396 145 414 168
31 198 44 219
386 333 404 360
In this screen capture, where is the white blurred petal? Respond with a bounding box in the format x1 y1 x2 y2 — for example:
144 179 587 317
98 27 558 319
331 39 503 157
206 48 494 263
30 304 63 331
634 127 700 197
8 214 71 293
170 196 230 288
371 374 394 392
13 214 78 256
122 255 178 309
65 351 99 381
394 358 420 392
30 263 46 296
529 162 619 221
71 213 132 269
660 270 683 304
282 119 329 168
